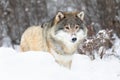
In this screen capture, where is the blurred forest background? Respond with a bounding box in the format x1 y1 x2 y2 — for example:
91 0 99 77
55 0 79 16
0 0 120 48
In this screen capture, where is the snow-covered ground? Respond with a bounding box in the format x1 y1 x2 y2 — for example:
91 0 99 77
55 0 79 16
0 47 120 80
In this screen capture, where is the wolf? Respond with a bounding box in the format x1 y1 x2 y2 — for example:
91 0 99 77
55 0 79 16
20 11 88 68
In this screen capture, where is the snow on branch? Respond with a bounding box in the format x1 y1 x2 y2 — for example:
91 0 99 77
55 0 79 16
78 29 117 60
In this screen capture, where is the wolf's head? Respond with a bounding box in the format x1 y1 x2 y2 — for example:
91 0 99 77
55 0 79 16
48 11 88 68
50 11 87 45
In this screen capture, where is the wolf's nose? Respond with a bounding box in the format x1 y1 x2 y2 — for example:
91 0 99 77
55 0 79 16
72 38 77 42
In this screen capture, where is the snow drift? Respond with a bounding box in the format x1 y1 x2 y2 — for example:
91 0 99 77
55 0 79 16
0 47 120 80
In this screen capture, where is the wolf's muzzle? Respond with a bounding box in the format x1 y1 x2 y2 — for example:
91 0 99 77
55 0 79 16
72 37 77 42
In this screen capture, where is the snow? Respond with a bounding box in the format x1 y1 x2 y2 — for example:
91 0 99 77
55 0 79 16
0 47 120 80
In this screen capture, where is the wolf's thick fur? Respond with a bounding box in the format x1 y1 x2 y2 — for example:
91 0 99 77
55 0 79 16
20 11 88 68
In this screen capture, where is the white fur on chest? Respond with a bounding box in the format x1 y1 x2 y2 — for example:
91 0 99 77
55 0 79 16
51 49 73 68
51 49 73 62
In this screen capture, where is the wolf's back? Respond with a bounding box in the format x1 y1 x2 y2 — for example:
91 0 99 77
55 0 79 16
20 26 46 52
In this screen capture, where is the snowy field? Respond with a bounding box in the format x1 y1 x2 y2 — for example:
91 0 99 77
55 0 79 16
0 47 120 80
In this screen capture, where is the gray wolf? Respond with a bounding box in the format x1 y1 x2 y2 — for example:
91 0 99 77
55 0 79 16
20 11 88 68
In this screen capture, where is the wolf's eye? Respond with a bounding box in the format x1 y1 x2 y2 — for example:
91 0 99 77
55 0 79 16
75 25 79 29
64 24 71 31
65 26 70 30
64 25 70 30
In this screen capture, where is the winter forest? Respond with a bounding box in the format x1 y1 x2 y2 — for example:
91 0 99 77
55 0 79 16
0 0 120 46
0 0 120 80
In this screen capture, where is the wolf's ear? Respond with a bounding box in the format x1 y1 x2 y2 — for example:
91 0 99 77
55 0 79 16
54 11 64 24
77 11 84 21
